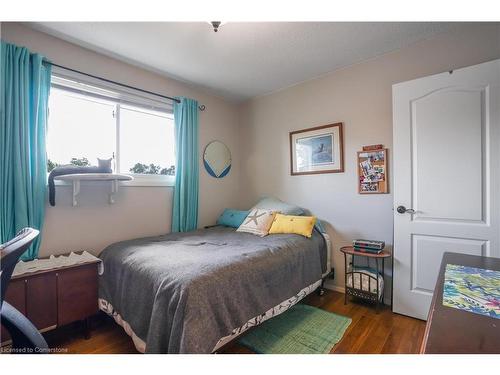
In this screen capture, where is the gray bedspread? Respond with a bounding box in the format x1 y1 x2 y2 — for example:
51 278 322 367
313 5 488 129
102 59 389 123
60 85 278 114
98 226 326 353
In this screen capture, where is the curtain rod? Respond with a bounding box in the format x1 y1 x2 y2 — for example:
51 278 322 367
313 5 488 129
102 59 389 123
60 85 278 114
44 61 206 111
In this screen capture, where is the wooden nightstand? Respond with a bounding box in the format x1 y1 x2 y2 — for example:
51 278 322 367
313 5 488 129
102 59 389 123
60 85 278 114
340 246 391 313
0 256 100 345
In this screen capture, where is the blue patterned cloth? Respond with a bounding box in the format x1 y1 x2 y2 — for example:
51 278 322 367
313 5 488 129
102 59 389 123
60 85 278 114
443 264 500 320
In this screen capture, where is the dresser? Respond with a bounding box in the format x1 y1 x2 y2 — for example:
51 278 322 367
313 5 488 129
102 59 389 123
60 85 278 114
1 256 100 344
421 252 500 354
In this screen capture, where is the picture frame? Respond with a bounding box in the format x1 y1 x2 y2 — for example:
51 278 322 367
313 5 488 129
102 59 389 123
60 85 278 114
289 123 344 175
357 147 388 194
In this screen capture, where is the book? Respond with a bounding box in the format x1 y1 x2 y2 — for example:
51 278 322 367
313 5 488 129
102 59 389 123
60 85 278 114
354 245 383 252
353 239 385 251
353 246 383 254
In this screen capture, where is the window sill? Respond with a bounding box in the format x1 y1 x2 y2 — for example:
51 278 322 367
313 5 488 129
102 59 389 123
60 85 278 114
123 175 175 187
53 175 175 188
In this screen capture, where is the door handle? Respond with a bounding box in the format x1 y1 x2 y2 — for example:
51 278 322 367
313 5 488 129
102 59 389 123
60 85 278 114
396 205 415 214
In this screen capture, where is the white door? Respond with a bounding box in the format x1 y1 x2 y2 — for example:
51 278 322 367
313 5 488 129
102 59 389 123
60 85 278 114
392 59 500 320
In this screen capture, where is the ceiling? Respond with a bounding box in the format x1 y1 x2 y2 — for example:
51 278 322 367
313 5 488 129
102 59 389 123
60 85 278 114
28 22 460 102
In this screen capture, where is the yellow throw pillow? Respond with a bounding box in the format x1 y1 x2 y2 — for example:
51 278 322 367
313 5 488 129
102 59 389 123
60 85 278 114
268 214 317 238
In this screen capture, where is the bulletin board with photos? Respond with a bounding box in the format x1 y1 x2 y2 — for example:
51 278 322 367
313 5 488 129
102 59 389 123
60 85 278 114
357 145 388 194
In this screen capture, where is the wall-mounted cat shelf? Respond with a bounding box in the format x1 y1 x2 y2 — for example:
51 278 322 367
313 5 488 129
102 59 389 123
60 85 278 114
54 173 133 206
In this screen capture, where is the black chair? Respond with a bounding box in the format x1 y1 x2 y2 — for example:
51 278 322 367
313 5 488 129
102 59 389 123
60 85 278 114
1 228 48 353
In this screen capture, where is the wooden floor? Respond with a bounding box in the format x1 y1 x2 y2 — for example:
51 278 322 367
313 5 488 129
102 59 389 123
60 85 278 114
43 290 425 354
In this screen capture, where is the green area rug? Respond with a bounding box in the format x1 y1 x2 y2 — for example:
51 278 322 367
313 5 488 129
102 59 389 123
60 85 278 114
238 304 352 354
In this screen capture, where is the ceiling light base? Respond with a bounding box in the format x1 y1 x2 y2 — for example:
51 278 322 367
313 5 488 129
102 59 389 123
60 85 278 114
210 21 222 33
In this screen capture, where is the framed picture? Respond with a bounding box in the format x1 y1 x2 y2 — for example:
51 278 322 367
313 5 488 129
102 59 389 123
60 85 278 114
357 147 388 194
290 123 344 175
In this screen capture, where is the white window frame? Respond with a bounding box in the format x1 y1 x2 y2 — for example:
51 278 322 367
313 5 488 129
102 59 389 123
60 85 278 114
50 67 176 187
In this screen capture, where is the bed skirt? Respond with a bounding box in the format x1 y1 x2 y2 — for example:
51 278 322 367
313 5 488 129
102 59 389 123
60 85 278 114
99 278 322 354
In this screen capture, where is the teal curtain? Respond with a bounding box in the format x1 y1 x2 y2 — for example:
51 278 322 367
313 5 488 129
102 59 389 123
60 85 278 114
0 41 51 260
171 97 199 232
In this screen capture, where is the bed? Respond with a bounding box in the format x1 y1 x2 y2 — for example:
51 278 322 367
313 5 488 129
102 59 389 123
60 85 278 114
98 226 331 354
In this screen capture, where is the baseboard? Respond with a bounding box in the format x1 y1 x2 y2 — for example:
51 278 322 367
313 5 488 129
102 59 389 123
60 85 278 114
323 279 342 292
324 285 345 294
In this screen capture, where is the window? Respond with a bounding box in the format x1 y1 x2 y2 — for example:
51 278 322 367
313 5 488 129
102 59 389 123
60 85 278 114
47 89 116 170
47 72 175 186
119 105 175 176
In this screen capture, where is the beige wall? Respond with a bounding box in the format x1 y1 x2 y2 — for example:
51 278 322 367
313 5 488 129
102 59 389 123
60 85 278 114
239 23 500 296
1 22 243 258
3 22 500 300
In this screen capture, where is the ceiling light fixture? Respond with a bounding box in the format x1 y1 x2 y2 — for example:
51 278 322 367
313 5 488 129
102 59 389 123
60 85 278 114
209 21 224 33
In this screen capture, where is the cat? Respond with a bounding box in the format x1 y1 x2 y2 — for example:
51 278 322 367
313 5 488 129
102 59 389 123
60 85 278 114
48 158 112 206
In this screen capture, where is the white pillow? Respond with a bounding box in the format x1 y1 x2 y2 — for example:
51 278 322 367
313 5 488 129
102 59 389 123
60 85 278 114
236 208 277 237
252 197 305 216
